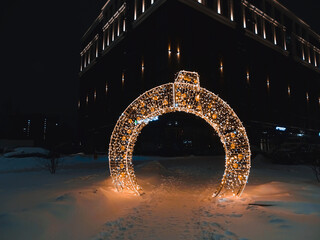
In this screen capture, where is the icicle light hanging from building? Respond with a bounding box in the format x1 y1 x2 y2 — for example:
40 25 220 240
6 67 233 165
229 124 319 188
108 70 251 197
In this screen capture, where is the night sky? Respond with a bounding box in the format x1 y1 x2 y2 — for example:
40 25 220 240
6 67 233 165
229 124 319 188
0 0 319 128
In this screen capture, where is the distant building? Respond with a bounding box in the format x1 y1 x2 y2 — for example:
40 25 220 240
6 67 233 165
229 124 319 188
79 0 320 153
1 114 63 147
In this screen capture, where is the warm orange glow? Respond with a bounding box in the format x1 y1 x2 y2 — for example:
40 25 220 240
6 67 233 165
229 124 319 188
220 60 223 73
141 60 145 74
254 17 258 34
288 86 291 96
134 0 137 20
242 6 246 28
230 0 234 21
308 50 311 64
108 70 251 197
117 19 120 36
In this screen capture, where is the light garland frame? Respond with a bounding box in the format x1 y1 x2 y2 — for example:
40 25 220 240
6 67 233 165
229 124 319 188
108 70 251 197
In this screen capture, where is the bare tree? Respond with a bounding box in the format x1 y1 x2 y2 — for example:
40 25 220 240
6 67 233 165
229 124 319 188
39 151 62 174
311 158 320 183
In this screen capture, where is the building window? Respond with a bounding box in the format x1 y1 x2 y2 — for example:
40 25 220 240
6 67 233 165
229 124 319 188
122 72 125 87
141 59 145 74
134 0 137 20
242 5 246 28
142 0 145 13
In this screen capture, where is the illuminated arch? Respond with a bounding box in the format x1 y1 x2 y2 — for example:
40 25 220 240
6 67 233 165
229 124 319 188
108 71 251 197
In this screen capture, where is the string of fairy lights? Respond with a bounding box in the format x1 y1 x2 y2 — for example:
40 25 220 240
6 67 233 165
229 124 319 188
108 70 251 197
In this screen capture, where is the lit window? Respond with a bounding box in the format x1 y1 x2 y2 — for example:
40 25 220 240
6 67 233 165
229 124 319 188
242 6 246 28
112 25 115 41
96 40 98 57
107 30 110 46
142 60 145 74
102 32 105 50
117 19 120 36
283 31 287 50
230 1 234 21
134 0 137 20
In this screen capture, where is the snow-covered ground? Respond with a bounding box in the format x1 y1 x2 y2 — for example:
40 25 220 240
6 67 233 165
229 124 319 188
0 153 319 240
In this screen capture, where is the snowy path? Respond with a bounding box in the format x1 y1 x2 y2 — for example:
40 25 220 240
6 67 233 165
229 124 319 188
0 155 320 240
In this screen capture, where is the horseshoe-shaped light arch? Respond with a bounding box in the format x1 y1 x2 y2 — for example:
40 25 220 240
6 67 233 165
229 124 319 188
108 71 251 197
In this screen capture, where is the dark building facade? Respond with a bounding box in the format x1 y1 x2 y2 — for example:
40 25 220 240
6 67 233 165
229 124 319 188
0 114 62 147
79 0 320 153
